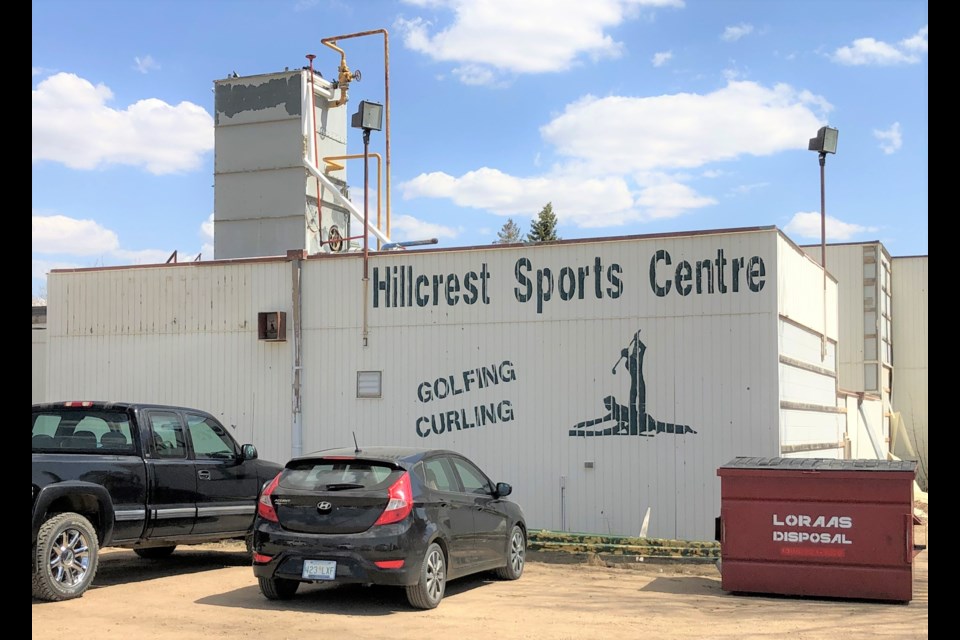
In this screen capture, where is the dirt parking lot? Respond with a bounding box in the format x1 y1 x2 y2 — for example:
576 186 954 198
32 525 927 640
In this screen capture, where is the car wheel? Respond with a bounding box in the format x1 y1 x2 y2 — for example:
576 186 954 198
32 512 100 602
258 576 300 600
405 542 446 609
494 524 525 580
133 545 177 559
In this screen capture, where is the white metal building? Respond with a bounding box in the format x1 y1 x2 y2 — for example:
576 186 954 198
41 226 842 542
802 242 929 490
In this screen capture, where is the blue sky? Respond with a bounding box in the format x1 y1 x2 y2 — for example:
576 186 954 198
32 0 928 300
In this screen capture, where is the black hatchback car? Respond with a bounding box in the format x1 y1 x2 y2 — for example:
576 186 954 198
251 446 526 609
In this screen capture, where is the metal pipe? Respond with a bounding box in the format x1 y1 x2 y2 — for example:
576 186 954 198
306 54 326 253
362 129 371 347
291 253 304 457
323 153 383 246
820 153 827 361
320 29 391 248
302 156 391 245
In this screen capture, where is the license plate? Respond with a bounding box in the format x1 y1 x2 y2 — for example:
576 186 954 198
302 559 337 580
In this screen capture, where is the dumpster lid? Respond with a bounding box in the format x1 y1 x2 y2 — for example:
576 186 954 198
718 457 917 472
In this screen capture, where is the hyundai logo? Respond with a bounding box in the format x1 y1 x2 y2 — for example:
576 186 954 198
317 501 333 512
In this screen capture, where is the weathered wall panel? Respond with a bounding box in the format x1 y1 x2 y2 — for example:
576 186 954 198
44 227 841 542
46 261 295 460
32 327 47 403
891 255 928 489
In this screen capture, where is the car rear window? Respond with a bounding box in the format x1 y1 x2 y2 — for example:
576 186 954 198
32 410 135 453
280 459 399 491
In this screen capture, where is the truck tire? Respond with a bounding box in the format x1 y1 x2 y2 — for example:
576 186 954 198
32 512 100 602
133 545 177 559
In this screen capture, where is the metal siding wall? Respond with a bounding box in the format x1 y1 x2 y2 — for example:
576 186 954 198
300 230 781 540
829 244 867 391
46 262 294 462
43 229 834 541
846 394 887 459
32 327 47 403
891 256 928 488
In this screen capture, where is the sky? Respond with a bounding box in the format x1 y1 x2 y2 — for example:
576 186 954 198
31 0 928 300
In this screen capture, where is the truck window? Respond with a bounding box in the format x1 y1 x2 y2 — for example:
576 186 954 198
32 411 133 452
148 411 187 459
185 413 238 459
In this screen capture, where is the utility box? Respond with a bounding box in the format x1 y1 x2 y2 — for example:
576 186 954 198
717 457 918 603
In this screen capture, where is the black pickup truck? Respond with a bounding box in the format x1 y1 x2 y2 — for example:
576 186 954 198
31 401 283 601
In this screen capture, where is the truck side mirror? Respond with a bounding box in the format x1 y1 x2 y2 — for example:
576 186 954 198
241 444 259 461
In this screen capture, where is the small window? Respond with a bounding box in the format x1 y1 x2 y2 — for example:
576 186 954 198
450 457 494 495
148 412 187 459
357 371 382 398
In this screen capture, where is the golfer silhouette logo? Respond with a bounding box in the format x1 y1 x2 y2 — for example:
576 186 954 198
569 329 697 437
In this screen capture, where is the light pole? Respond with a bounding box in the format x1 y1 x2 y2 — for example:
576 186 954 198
808 126 839 268
808 126 838 361
351 100 383 347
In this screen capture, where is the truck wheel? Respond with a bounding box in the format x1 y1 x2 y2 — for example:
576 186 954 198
32 512 100 602
258 576 299 600
133 545 177 559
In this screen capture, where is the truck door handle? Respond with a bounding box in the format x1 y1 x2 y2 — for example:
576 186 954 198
198 470 211 480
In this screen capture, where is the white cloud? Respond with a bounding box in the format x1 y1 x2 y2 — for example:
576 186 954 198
900 25 928 53
32 72 214 174
133 55 160 74
729 182 769 196
401 167 640 227
540 80 828 173
33 214 119 255
634 183 716 219
784 212 879 242
652 51 673 67
396 0 684 85
401 78 833 229
831 27 927 66
873 122 902 155
722 23 753 42
389 214 461 242
201 213 215 243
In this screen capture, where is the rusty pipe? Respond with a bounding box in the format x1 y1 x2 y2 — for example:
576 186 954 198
321 29 391 246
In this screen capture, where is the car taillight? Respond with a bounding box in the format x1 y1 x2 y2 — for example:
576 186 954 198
257 473 282 523
252 552 273 563
374 471 413 526
64 401 94 407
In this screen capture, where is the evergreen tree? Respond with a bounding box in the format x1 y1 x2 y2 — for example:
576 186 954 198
526 202 560 243
494 218 523 244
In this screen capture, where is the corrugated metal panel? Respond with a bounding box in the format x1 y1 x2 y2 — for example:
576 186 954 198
32 327 47 403
46 261 295 459
44 228 841 542
891 256 928 489
298 229 784 541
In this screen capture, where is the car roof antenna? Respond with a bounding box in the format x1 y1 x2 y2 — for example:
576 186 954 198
352 431 361 454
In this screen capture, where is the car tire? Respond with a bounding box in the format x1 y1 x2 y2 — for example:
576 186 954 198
494 524 525 580
133 545 177 559
32 512 100 602
405 542 446 609
258 576 300 600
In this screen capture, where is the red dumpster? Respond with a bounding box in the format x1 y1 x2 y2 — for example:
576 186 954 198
717 457 918 603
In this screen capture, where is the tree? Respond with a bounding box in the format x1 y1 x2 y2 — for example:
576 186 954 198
526 202 560 243
494 218 523 244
